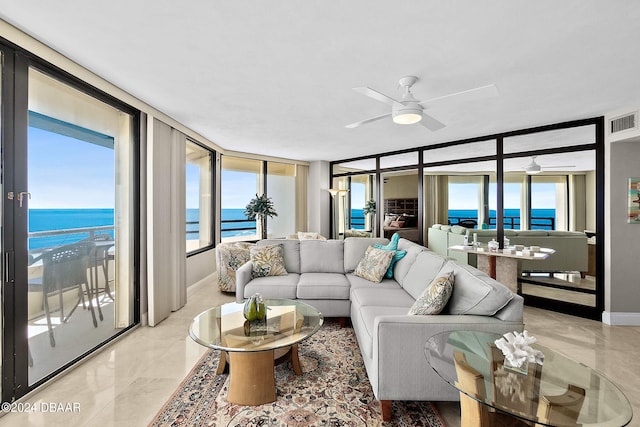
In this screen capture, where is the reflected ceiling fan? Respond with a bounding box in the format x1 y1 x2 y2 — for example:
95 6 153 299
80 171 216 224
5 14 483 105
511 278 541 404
345 76 498 130
520 156 576 174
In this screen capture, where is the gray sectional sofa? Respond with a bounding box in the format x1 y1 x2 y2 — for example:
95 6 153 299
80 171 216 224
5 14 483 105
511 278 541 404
235 237 524 421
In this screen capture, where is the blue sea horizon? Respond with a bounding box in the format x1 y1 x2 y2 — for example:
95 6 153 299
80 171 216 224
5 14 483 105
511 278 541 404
27 207 557 250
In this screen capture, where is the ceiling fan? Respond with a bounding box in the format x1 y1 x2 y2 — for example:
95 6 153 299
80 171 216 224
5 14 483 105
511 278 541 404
520 156 576 174
345 76 498 130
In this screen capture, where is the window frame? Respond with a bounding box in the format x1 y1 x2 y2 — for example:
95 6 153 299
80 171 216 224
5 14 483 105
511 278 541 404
186 139 216 257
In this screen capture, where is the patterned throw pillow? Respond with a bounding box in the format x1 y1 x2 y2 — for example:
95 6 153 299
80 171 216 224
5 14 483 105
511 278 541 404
215 242 254 292
354 246 395 283
250 244 288 277
408 271 454 315
373 233 407 279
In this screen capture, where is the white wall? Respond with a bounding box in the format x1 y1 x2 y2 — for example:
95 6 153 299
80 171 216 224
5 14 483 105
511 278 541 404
187 249 215 287
308 161 331 237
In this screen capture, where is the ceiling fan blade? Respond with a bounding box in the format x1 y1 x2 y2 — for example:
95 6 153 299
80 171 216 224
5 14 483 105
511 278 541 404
542 165 576 168
419 113 446 131
419 84 499 109
345 112 392 129
352 86 401 106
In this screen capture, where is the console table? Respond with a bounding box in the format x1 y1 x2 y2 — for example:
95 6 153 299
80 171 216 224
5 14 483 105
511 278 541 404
449 245 554 293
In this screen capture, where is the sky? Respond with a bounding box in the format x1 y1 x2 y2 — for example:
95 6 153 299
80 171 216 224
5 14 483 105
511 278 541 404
28 127 115 209
28 125 557 213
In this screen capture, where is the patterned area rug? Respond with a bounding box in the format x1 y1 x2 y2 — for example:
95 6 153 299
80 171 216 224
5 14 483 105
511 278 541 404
149 320 445 427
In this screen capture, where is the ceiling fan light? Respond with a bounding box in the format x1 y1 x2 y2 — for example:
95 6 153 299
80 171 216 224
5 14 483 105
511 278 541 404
392 103 423 124
526 168 542 175
393 112 422 124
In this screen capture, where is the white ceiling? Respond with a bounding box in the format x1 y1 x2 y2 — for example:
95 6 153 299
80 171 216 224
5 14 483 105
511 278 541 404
1 1 639 163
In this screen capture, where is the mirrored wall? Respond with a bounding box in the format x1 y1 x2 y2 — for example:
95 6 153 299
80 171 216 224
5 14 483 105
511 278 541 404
331 118 603 319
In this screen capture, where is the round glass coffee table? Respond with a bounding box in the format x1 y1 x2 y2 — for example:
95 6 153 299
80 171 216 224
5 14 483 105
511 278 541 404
425 330 633 426
189 299 323 405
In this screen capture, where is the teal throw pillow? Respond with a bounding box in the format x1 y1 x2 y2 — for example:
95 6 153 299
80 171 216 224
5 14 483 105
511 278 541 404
373 233 407 279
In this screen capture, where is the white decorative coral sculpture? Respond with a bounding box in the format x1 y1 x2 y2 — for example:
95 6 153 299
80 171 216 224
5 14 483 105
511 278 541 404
494 330 544 368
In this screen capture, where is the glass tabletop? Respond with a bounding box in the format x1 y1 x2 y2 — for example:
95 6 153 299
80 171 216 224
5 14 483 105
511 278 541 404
424 330 633 427
189 299 324 353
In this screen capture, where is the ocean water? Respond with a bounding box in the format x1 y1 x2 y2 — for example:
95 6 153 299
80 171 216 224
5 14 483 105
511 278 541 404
448 208 556 229
29 209 115 250
27 207 557 250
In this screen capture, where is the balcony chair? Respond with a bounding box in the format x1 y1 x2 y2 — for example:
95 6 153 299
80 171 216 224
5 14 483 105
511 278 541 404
38 241 100 347
458 219 478 229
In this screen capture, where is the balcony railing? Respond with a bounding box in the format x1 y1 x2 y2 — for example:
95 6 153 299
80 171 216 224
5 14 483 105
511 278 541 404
448 216 555 230
28 225 115 254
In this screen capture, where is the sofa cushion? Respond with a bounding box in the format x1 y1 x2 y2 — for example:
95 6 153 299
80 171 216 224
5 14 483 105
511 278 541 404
297 273 350 300
445 263 514 316
354 246 395 283
408 271 454 315
244 273 300 299
401 251 447 300
343 237 389 272
450 225 467 235
346 273 402 293
250 244 288 277
258 239 301 273
350 287 416 309
393 239 427 286
514 230 549 237
300 240 345 273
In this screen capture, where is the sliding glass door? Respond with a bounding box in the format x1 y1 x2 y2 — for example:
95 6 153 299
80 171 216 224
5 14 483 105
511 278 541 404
1 50 139 401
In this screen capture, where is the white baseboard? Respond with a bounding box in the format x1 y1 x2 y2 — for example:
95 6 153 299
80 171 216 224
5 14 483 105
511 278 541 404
602 311 640 326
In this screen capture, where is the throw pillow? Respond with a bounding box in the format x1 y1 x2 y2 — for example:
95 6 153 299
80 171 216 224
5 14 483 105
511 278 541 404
298 231 319 240
408 271 454 315
389 220 405 228
373 233 407 279
354 246 395 283
384 214 398 227
249 244 288 277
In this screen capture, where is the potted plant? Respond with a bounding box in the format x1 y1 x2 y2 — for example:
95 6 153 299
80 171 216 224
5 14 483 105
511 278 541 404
244 193 278 239
362 199 376 233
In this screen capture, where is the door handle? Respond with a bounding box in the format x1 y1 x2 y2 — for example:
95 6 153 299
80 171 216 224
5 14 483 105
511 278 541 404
17 192 31 207
8 191 31 207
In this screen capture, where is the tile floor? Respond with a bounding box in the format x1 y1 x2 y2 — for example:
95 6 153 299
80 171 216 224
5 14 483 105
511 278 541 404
0 278 638 426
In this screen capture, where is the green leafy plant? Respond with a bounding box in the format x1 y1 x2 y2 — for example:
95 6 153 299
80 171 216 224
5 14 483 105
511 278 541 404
244 194 278 239
362 199 376 216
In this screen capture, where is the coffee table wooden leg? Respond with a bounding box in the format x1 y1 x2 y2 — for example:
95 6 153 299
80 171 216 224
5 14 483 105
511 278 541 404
216 351 228 375
227 350 276 405
290 344 303 375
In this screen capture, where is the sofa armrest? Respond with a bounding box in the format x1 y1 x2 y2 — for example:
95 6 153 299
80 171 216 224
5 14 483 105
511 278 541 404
235 261 253 303
370 314 524 401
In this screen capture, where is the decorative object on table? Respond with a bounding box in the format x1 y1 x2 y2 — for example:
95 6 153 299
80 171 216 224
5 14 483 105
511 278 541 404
244 193 278 239
628 177 640 223
488 239 499 252
243 293 267 321
494 330 544 374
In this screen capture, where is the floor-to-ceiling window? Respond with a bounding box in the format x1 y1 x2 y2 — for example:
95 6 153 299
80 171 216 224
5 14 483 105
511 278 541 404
1 48 139 402
221 156 262 241
186 140 214 253
267 162 296 239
